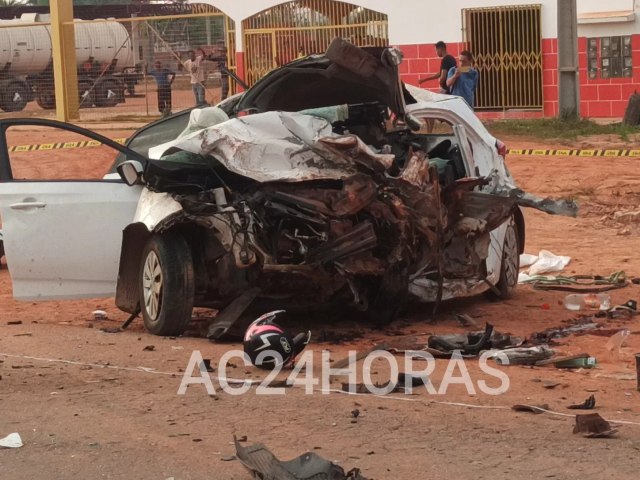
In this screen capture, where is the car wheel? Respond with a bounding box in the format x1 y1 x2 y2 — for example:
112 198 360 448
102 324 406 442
1 82 29 112
139 233 194 336
488 219 520 300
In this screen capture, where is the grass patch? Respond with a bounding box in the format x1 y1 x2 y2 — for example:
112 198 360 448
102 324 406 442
486 118 639 141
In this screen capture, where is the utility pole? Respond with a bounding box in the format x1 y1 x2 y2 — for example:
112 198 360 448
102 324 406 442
50 0 79 121
557 0 579 119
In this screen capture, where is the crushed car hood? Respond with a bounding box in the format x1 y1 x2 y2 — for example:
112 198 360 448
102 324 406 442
149 109 394 183
235 37 412 121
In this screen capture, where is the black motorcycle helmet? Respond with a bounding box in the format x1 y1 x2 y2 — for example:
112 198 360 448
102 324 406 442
243 311 310 370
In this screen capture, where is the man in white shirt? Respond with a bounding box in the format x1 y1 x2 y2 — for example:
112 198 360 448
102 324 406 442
184 50 207 107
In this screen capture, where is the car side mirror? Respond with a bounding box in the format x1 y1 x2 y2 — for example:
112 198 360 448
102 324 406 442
117 160 144 186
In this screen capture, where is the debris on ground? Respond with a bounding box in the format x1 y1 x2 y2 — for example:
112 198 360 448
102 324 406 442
397 372 429 388
529 307 635 345
573 413 618 438
512 404 549 414
7 321 22 325
427 323 523 357
520 250 571 277
100 327 122 334
568 395 597 410
92 310 108 321
563 293 611 311
207 288 260 340
0 432 23 448
605 329 631 358
552 355 597 369
521 271 628 293
234 436 370 479
542 381 562 389
488 346 555 365
143 345 156 352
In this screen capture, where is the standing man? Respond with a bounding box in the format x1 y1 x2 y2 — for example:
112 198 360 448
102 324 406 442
446 51 479 109
205 44 230 101
184 50 207 107
418 41 457 93
148 60 175 117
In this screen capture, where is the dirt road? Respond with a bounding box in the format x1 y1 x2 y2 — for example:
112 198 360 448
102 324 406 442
1 130 640 479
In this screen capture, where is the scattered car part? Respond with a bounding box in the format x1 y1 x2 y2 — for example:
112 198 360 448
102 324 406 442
490 346 555 365
512 404 549 414
523 271 628 293
234 436 370 480
553 356 597 369
573 413 618 438
568 395 596 410
207 287 261 340
535 353 591 367
427 323 524 357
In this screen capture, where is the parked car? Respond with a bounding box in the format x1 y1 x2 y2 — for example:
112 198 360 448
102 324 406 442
0 39 576 336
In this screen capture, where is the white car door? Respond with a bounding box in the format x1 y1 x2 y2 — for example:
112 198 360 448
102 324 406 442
0 119 143 300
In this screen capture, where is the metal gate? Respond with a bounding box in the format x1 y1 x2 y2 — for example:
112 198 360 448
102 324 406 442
463 5 542 110
243 0 388 85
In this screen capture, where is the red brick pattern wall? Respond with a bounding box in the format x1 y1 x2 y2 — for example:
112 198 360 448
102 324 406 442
541 38 558 116
577 35 640 118
399 35 640 119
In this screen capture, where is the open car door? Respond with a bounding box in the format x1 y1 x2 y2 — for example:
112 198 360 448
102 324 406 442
0 119 145 300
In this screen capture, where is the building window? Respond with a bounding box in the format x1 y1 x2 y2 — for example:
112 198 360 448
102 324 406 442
589 36 633 79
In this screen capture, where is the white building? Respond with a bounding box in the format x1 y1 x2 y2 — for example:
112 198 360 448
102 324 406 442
200 0 640 118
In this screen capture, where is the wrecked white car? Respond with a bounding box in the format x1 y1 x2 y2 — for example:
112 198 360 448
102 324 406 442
0 39 576 336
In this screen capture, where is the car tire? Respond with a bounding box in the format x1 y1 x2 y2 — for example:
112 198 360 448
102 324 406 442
139 233 194 336
487 218 520 300
1 82 29 112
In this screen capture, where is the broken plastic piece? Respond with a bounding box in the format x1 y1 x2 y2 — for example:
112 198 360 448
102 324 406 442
234 436 370 480
568 395 596 410
563 293 611 312
490 346 555 366
0 432 23 448
512 404 549 414
573 413 618 438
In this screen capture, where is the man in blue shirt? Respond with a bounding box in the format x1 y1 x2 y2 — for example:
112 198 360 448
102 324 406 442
446 51 479 109
148 60 176 117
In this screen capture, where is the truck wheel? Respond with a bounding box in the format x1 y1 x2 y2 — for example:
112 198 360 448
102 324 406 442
36 91 56 110
1 82 29 112
94 78 120 107
139 233 194 336
486 218 520 300
78 81 95 108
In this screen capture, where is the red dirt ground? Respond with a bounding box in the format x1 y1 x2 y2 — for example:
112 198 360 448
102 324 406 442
1 127 639 479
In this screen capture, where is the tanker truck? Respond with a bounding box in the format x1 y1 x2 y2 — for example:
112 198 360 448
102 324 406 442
0 13 142 112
